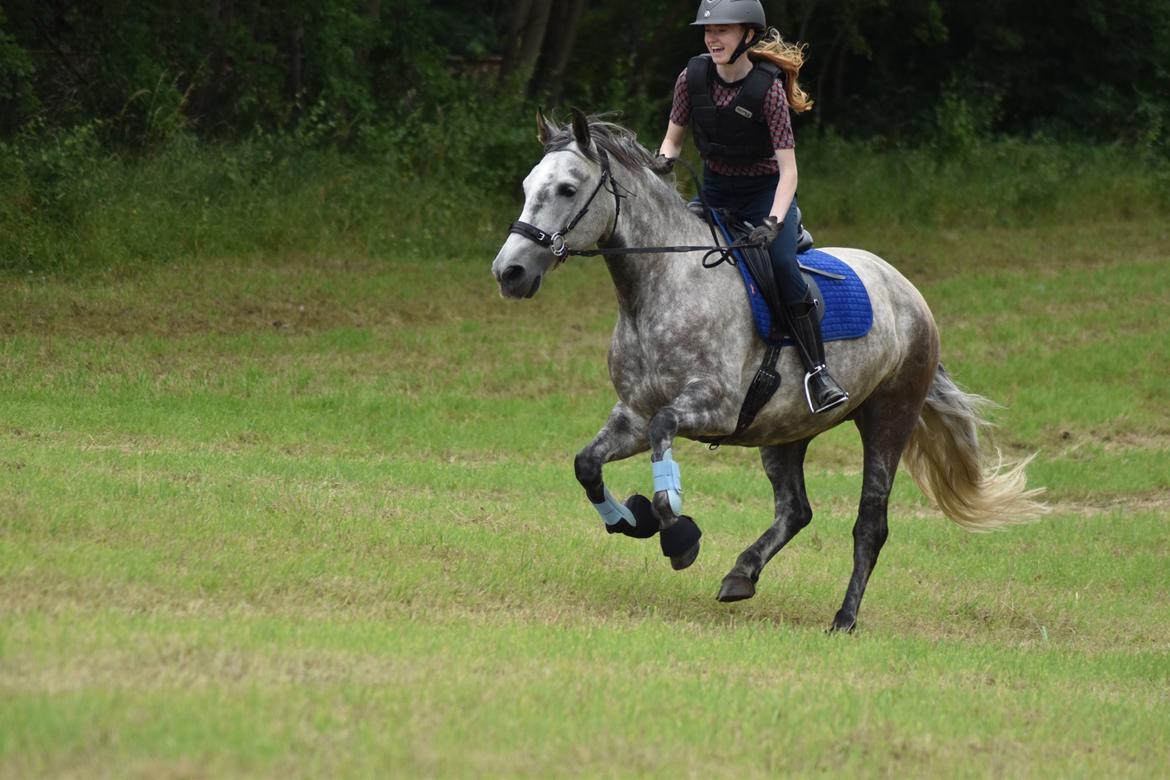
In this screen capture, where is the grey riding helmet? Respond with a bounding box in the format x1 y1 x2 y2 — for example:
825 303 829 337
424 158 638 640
691 0 766 29
692 0 766 63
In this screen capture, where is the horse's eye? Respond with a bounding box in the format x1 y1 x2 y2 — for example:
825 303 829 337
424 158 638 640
556 183 578 197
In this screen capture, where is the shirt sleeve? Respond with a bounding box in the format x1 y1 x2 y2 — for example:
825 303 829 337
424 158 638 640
669 69 691 126
763 78 794 150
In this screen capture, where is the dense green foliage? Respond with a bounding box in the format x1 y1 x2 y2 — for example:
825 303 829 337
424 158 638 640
2 1 1168 145
2 2 1168 274
1 127 1167 275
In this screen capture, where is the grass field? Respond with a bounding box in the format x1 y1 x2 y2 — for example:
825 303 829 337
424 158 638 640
2 211 1169 777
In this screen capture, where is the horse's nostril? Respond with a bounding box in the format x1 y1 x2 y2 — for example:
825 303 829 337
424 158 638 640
502 265 526 284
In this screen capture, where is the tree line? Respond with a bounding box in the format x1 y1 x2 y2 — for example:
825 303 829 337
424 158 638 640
2 0 1168 148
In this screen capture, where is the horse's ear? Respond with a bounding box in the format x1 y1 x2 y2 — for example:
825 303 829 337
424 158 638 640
536 107 555 146
570 106 593 152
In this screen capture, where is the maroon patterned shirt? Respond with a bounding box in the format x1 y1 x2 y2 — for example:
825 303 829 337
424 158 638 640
669 64 794 176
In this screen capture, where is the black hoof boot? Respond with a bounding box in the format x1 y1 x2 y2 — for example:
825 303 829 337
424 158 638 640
601 494 659 539
660 515 702 571
716 574 756 602
670 540 701 571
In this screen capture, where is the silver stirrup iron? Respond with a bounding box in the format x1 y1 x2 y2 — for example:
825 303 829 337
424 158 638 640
803 366 850 415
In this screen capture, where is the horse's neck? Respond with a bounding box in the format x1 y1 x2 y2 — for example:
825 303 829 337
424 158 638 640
600 173 720 314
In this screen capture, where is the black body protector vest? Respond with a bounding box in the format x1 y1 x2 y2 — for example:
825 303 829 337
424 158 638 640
686 54 782 165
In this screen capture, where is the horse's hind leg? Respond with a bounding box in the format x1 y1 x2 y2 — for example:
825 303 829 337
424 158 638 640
831 392 924 633
717 440 813 602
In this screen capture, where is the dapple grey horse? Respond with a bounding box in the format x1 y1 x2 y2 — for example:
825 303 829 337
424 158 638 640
491 109 1047 632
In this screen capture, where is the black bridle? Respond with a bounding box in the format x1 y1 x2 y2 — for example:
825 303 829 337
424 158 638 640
507 151 762 268
508 149 624 263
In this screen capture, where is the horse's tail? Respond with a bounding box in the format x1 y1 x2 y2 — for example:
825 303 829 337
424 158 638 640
902 364 1050 531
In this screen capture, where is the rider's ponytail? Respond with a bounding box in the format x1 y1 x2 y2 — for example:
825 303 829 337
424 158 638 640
748 29 814 113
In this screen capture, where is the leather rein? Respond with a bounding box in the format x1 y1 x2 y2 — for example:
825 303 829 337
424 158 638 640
507 151 762 269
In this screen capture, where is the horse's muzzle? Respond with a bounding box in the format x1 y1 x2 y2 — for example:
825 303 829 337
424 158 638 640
495 263 543 300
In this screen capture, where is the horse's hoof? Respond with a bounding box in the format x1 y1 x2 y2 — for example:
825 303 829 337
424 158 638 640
828 609 857 634
716 574 756 602
660 515 701 570
669 539 700 571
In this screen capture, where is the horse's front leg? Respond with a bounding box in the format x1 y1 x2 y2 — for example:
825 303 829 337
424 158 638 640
574 402 657 539
647 381 739 570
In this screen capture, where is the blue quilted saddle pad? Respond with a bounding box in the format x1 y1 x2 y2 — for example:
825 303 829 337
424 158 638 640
710 212 873 345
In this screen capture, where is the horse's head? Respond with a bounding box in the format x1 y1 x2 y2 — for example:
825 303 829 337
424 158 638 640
492 108 622 299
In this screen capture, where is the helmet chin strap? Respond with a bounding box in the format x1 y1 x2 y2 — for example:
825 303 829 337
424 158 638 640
727 28 757 64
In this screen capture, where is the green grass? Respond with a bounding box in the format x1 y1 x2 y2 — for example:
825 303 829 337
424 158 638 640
3 200 1170 775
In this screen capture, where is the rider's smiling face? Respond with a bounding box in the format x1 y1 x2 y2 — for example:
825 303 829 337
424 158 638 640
704 24 747 65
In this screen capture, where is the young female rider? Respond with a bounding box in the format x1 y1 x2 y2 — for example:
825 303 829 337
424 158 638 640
655 0 848 414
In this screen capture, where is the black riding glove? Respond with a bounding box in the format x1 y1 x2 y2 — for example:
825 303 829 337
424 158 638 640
748 216 783 247
650 154 675 174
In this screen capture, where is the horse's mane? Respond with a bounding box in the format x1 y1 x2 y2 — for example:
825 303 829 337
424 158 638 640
543 114 658 171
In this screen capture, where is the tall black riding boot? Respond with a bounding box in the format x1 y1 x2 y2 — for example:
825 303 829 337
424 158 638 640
786 295 849 414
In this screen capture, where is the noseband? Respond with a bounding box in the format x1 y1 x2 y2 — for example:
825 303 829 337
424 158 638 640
508 149 623 262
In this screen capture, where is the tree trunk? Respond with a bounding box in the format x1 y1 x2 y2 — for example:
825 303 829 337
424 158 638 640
288 21 304 118
631 1 674 106
530 0 586 101
813 26 847 128
498 0 553 88
797 0 822 44
356 0 381 68
498 0 534 82
189 0 236 123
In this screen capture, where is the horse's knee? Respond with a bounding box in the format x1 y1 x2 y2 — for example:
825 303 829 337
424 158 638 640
782 497 813 531
574 448 601 489
853 511 889 550
857 495 889 546
647 408 678 449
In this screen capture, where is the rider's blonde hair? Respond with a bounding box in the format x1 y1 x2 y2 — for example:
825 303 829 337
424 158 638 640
748 28 814 113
